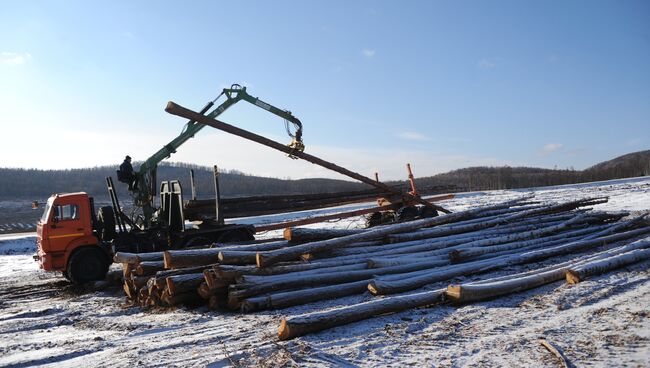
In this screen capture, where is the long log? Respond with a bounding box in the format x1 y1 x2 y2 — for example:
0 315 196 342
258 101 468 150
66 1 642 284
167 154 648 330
230 258 450 301
277 289 445 340
566 245 650 284
385 198 606 243
255 198 531 267
444 235 650 302
241 280 370 312
163 249 220 269
165 101 450 214
114 251 164 264
448 224 608 263
254 194 455 233
368 226 650 295
284 227 365 243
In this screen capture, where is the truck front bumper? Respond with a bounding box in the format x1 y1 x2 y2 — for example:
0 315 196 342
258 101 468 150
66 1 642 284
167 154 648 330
35 249 65 271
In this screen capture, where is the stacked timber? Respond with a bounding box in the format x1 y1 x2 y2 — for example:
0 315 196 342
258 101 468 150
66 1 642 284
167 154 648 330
184 185 457 220
116 195 650 341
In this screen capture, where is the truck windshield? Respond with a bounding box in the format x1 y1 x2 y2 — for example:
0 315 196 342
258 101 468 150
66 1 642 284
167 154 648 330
40 198 54 224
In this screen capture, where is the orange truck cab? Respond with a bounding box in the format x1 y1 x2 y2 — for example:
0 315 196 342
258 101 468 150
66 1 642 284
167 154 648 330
36 192 110 283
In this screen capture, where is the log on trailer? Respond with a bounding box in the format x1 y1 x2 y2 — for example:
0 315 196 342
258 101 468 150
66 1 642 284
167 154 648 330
165 101 450 215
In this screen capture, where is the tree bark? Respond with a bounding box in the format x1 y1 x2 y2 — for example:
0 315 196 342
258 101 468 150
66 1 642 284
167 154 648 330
163 249 220 269
284 227 365 244
135 261 165 276
278 289 445 340
256 198 530 267
566 246 650 284
165 273 206 296
114 251 164 264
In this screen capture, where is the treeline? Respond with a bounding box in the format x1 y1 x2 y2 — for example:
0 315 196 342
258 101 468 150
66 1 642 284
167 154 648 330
0 163 368 200
1 150 647 199
411 150 650 192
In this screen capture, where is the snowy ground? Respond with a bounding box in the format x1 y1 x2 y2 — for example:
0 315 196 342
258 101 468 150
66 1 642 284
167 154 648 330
1 177 649 367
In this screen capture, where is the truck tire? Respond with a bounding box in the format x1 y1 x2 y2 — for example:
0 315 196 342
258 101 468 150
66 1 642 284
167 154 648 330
97 206 117 241
66 247 109 284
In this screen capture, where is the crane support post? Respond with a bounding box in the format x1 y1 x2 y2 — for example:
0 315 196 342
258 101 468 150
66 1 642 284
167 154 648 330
164 101 450 214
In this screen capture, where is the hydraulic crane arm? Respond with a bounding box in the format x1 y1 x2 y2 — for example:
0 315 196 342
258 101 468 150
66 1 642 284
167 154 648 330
133 84 304 225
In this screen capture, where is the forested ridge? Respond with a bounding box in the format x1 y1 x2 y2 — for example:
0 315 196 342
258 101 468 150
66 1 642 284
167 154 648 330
1 150 648 199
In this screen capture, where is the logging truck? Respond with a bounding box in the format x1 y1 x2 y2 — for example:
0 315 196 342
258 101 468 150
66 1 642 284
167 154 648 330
35 84 305 283
35 183 255 283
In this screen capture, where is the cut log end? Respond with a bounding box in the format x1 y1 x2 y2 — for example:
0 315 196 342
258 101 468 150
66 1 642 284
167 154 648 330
565 270 582 284
283 228 292 241
227 295 242 310
255 253 265 268
165 277 176 295
278 319 293 341
300 253 315 261
367 282 380 295
163 251 172 269
444 285 462 301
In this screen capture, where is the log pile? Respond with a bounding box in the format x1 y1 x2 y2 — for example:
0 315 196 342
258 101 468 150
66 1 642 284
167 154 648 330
116 195 650 341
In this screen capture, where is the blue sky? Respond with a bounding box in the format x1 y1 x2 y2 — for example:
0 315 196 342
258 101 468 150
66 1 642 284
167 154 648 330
1 1 648 180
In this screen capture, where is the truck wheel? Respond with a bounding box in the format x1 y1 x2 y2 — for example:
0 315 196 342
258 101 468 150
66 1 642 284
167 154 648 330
97 206 117 241
217 229 254 243
67 247 109 284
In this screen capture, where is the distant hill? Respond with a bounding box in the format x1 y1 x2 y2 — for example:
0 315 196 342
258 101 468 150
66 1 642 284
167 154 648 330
582 150 650 182
1 150 648 199
410 150 650 192
0 163 370 200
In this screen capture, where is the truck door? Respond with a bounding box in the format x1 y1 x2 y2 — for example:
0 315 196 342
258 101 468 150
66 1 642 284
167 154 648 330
47 202 85 252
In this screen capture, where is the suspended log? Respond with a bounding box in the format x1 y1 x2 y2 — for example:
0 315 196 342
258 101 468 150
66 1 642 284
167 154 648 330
278 289 445 340
566 246 650 284
165 101 450 214
256 198 531 267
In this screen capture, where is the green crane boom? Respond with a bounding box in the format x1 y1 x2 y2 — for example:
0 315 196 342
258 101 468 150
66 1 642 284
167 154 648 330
132 84 304 225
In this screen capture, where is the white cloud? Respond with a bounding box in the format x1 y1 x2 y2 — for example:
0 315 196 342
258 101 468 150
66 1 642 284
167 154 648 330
538 143 563 156
477 58 498 69
1 52 32 65
362 49 376 58
397 131 430 142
